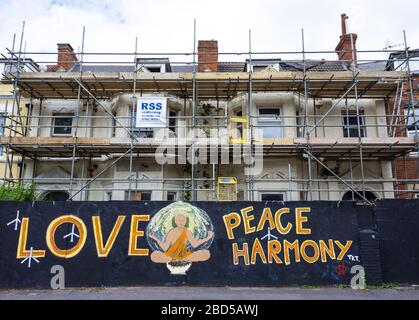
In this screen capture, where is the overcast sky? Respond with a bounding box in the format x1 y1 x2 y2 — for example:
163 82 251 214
0 0 418 64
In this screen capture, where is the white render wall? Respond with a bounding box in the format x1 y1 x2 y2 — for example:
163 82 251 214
28 92 394 201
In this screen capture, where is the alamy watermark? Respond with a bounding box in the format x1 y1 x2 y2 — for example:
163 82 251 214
155 127 265 176
50 265 65 290
350 265 366 290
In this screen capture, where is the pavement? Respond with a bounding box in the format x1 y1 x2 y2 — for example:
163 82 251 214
0 286 419 300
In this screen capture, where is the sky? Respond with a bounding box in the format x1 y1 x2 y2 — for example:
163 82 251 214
0 0 418 65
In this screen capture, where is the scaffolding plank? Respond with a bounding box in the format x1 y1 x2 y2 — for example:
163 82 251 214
2 70 408 99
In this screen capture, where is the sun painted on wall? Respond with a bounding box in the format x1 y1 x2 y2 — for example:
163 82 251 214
146 202 215 275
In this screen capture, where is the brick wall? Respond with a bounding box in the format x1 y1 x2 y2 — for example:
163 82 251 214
386 74 419 198
198 40 218 72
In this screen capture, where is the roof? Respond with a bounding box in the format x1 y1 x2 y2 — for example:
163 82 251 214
136 58 172 72
277 60 348 72
172 65 193 72
245 59 348 72
68 63 135 73
357 61 388 71
218 62 246 72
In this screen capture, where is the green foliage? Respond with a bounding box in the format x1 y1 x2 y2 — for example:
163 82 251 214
183 181 192 202
0 183 38 201
299 285 316 289
367 282 397 289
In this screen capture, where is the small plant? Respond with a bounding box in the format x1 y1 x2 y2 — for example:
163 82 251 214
183 181 192 201
0 183 38 201
367 282 397 289
300 285 316 289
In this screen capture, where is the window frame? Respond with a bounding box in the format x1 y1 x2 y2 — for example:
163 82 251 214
257 107 283 139
405 107 419 156
130 106 154 138
259 191 286 202
168 110 178 137
406 107 419 133
52 113 74 137
342 109 366 138
167 191 178 201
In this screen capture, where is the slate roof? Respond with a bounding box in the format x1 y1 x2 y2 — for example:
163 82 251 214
68 63 135 73
218 62 246 72
66 59 353 73
277 60 348 72
171 65 193 72
171 62 245 72
357 61 387 71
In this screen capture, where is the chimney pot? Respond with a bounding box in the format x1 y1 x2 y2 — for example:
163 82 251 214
336 14 357 64
341 14 348 35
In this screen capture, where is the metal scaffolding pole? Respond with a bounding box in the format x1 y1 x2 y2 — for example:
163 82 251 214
2 33 16 184
69 146 136 200
128 36 139 200
191 19 197 201
346 98 355 201
7 24 26 185
247 29 254 201
302 28 313 200
304 149 373 205
350 32 366 198
69 26 85 200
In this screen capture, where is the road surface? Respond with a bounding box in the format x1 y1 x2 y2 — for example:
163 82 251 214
0 286 418 300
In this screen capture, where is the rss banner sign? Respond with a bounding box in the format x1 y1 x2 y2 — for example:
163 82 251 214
136 97 167 128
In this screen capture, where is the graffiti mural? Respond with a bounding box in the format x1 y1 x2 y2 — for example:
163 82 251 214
147 202 214 274
223 206 353 266
1 200 417 289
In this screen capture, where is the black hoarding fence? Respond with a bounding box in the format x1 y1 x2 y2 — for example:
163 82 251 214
0 200 418 289
374 200 419 284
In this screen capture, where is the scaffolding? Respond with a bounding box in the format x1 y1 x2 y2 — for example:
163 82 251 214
0 21 418 203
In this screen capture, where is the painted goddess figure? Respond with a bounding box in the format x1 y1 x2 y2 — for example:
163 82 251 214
147 202 215 274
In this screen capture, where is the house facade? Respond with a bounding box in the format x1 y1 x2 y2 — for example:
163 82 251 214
1 15 417 202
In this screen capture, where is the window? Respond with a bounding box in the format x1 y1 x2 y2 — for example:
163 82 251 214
406 108 419 132
253 65 269 72
43 191 70 201
260 192 285 201
105 192 112 201
233 109 244 140
130 107 154 138
146 66 162 73
125 191 152 201
258 108 282 138
167 192 177 201
168 110 177 137
111 112 117 137
406 108 419 155
53 113 73 136
342 110 366 138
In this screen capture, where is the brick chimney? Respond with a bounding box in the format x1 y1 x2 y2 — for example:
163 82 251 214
198 40 218 72
335 14 358 63
57 43 77 71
